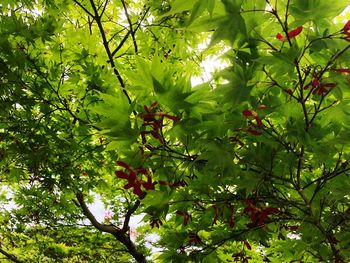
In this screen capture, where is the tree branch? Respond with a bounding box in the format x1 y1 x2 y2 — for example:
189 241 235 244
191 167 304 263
111 6 150 56
98 0 110 18
76 192 147 263
122 200 141 233
120 0 138 53
72 0 94 17
302 166 350 190
81 0 133 105
0 248 23 263
76 192 119 233
111 30 131 56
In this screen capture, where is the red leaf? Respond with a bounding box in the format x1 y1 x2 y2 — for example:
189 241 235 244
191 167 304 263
184 214 190 226
257 105 268 110
128 171 137 182
303 82 311 90
335 68 350 74
176 210 184 216
149 101 158 110
228 205 235 228
289 225 299 232
276 26 303 41
123 182 134 189
322 82 337 88
180 180 188 187
276 32 286 41
255 116 263 127
244 206 256 214
251 212 259 224
243 110 262 127
343 20 350 32
312 87 320 95
142 113 156 122
312 78 319 87
150 130 161 139
151 121 163 130
142 181 155 190
342 30 350 41
244 241 252 250
245 199 254 207
288 26 303 38
135 167 148 175
318 87 328 95
143 101 158 112
261 207 279 215
145 144 154 151
212 205 219 225
164 114 181 122
188 233 201 244
246 128 262 136
176 211 191 226
116 161 131 170
172 180 188 188
257 214 268 225
142 176 155 190
133 181 144 197
159 180 169 186
242 109 257 117
115 171 128 179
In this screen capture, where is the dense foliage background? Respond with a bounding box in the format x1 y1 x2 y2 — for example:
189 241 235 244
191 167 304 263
1 0 350 262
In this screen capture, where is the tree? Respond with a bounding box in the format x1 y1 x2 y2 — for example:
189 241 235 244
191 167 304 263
1 0 350 262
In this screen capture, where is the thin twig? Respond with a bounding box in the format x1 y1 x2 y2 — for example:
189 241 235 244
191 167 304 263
88 0 132 104
73 0 94 17
120 0 138 53
0 248 23 263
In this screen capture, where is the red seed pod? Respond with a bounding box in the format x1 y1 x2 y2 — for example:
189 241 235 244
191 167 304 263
276 26 303 41
335 68 350 74
343 20 350 32
311 78 319 87
244 241 252 250
242 109 257 117
303 82 311 90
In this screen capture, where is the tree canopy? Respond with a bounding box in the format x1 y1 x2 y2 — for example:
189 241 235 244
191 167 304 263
1 0 350 262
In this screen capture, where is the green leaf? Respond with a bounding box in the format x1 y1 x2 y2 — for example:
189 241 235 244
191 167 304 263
152 76 167 94
290 0 347 23
161 0 196 17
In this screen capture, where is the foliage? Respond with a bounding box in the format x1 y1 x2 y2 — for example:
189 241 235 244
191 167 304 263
1 0 350 262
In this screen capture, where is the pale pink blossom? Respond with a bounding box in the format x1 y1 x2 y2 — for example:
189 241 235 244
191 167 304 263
103 210 114 222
